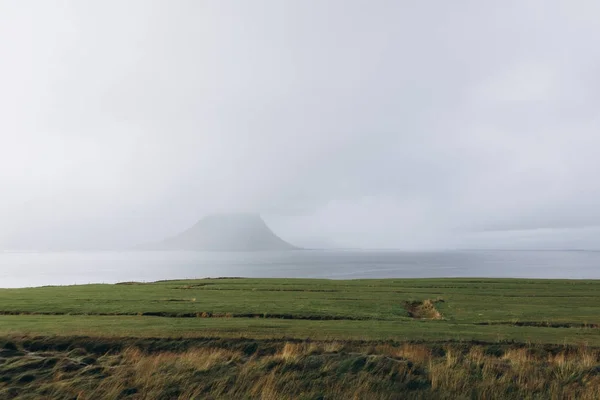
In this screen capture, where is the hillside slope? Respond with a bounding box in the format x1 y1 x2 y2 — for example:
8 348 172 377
145 213 298 251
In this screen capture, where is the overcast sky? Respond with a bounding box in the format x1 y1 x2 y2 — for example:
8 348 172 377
1 1 600 250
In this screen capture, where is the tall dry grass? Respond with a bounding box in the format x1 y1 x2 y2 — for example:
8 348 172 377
2 340 599 399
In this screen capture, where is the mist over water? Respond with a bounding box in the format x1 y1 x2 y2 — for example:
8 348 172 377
2 250 599 288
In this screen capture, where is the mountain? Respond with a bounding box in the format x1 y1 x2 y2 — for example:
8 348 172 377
143 213 299 251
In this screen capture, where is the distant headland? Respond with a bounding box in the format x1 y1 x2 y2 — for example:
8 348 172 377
141 213 299 251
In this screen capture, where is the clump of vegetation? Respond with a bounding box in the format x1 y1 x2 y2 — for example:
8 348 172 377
0 338 599 399
404 299 443 319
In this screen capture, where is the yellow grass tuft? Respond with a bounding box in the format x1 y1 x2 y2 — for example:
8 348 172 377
467 345 485 365
444 347 460 367
375 343 432 363
577 346 599 368
404 299 443 319
277 343 306 361
502 348 531 364
323 341 344 353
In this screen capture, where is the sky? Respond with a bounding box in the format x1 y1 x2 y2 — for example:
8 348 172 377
1 0 600 250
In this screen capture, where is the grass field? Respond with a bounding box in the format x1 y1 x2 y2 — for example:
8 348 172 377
1 278 600 398
1 278 599 342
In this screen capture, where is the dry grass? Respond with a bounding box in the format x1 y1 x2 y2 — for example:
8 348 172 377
373 343 432 363
467 345 485 365
404 299 443 319
577 346 600 368
276 342 306 361
124 346 242 371
2 339 600 399
502 347 531 364
322 341 344 353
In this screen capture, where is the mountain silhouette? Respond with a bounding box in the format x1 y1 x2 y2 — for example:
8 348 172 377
143 213 298 251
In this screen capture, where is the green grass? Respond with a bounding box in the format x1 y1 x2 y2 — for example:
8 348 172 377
2 278 600 398
1 278 599 344
2 315 600 345
2 278 600 322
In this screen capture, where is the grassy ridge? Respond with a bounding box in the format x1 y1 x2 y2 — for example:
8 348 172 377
1 337 599 399
1 278 600 398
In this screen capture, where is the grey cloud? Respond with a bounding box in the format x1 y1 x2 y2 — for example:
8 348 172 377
1 1 600 250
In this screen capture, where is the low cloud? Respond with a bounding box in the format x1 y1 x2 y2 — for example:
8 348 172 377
1 1 599 250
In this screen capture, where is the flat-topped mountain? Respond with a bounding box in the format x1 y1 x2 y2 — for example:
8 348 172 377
144 213 298 251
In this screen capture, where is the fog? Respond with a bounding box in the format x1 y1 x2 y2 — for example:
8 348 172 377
1 1 600 250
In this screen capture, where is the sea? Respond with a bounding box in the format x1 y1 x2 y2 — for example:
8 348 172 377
1 249 599 288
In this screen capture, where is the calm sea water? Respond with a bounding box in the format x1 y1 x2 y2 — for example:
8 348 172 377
1 250 599 288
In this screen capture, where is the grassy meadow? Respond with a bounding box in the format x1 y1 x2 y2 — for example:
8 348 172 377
1 278 599 398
